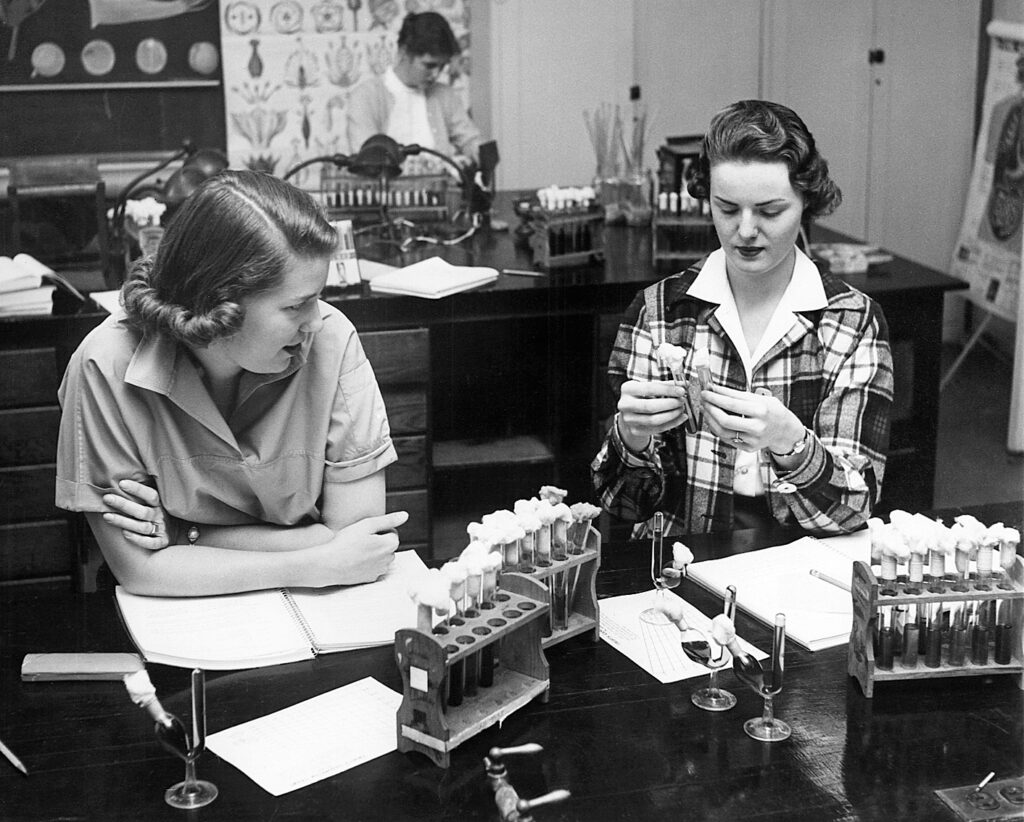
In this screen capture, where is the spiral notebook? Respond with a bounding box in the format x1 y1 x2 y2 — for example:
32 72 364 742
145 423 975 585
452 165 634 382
685 533 870 651
114 550 428 670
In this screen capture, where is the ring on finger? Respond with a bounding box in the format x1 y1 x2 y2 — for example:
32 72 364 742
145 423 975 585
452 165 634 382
732 432 743 444
149 521 157 537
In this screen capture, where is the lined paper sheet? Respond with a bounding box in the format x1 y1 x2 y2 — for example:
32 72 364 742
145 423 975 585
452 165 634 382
206 677 402 795
599 590 766 684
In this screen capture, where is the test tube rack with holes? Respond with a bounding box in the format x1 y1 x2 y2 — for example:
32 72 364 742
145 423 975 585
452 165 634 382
528 207 605 269
651 189 718 265
848 555 1024 697
527 524 601 649
394 572 550 768
318 168 459 226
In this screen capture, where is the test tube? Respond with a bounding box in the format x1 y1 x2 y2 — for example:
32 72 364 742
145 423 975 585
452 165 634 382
970 602 989 665
905 547 926 595
948 602 968 666
876 606 895 670
900 604 919 668
924 603 943 668
442 562 468 707
536 524 553 567
994 600 1013 665
975 540 994 591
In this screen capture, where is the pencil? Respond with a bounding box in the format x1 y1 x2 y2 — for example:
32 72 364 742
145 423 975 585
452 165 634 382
0 736 28 775
809 568 851 592
501 268 546 278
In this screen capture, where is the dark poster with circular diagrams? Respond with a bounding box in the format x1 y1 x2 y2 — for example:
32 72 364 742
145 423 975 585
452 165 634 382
0 0 222 90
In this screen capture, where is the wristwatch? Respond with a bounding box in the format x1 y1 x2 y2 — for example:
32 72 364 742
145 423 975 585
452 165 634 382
770 428 809 459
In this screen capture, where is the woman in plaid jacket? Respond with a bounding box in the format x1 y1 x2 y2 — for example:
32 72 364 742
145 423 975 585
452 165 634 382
592 100 893 537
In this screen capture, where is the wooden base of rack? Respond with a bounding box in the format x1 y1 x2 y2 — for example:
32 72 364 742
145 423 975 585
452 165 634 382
848 556 1024 697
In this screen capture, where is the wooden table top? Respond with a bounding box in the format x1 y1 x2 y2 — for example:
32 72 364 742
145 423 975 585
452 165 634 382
1 501 1020 821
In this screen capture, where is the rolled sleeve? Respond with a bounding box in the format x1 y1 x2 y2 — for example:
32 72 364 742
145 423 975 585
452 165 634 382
323 346 398 483
55 345 146 513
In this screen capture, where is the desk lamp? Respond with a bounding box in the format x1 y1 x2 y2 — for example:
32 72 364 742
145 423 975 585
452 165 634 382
290 135 491 250
106 141 228 285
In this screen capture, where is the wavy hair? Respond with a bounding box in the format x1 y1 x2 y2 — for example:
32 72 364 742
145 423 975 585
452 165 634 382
121 170 337 346
688 99 842 219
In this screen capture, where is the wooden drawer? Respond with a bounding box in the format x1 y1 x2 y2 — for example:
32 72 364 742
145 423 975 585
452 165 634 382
0 348 58 408
387 435 428 491
0 406 60 466
0 465 60 523
381 388 428 436
0 519 71 582
386 488 429 547
362 328 429 386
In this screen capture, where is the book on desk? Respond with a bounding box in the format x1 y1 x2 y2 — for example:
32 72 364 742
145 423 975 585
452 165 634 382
114 550 428 670
686 532 870 651
368 256 498 299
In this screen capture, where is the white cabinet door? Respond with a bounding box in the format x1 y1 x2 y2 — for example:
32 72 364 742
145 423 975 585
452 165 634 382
633 0 763 140
762 0 978 271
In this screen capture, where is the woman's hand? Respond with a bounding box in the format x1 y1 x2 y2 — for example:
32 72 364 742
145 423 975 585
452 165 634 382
102 479 171 550
700 385 805 454
311 510 409 586
616 379 688 452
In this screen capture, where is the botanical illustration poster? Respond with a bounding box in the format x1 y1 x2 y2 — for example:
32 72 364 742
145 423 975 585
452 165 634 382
218 0 470 191
949 20 1024 324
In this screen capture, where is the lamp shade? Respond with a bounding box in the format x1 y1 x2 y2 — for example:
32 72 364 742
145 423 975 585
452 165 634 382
348 134 406 179
161 147 229 204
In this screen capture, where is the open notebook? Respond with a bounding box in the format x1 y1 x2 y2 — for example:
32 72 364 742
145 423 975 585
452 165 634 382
686 532 870 651
114 550 428 670
368 256 497 298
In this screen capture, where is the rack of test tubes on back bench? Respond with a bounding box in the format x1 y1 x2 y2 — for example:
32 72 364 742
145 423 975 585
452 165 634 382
651 138 719 265
318 165 460 228
525 186 605 269
848 552 1023 698
394 516 601 768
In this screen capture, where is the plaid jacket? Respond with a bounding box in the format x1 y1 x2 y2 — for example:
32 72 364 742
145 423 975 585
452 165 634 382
591 256 894 537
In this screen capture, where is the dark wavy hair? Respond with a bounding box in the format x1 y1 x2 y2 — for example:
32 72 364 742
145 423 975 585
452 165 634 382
121 170 337 346
398 11 460 59
688 99 842 219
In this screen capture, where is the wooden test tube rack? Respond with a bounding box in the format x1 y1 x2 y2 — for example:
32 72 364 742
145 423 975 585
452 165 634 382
395 573 551 768
528 524 601 649
529 207 605 269
848 555 1024 697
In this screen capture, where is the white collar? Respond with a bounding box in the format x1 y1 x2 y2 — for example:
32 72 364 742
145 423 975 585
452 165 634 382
687 246 827 374
383 66 421 97
687 247 827 311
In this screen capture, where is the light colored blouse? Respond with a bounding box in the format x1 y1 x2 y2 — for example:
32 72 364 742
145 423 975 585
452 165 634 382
56 302 397 527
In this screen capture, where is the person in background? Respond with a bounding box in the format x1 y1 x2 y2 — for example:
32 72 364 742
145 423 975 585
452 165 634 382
592 99 893 537
346 10 481 169
56 170 406 596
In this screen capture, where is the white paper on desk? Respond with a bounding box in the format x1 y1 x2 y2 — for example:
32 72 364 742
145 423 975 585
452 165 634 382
598 590 766 684
89 289 121 313
206 677 402 795
356 258 400 282
686 532 870 651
